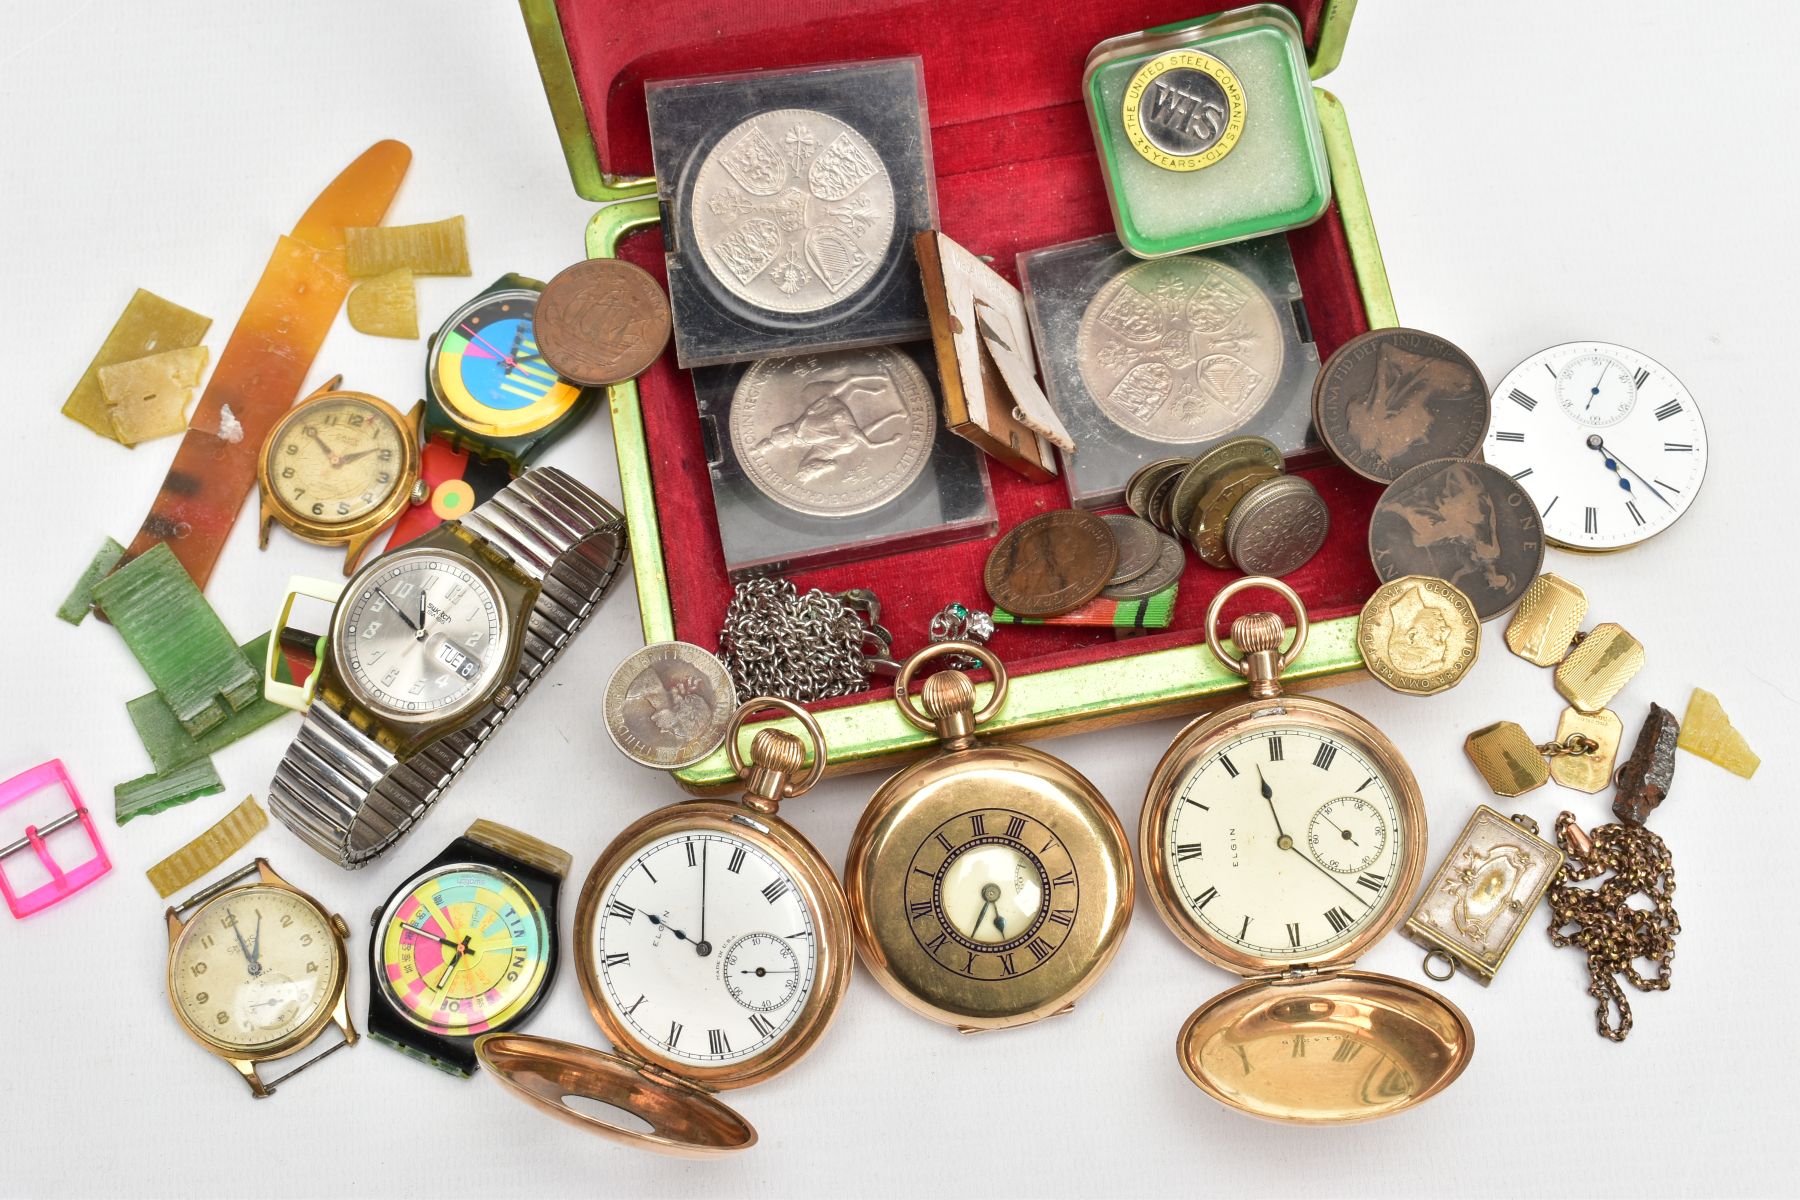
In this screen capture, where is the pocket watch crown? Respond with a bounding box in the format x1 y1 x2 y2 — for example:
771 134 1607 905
1230 610 1287 656
750 727 809 776
921 669 976 719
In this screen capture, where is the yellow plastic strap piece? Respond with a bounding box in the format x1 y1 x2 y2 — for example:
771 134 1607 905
100 346 210 446
60 289 212 440
145 796 270 898
264 576 344 711
347 269 419 338
345 215 470 277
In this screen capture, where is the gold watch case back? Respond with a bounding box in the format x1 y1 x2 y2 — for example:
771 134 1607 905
847 740 1134 1032
1141 692 1473 1124
256 388 425 573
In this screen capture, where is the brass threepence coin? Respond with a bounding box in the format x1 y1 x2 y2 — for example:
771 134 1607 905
603 641 738 769
1356 574 1480 696
691 107 896 314
1368 457 1545 621
730 345 936 517
1223 475 1329 577
1313 328 1488 483
1102 514 1162 585
1188 461 1280 568
985 509 1117 617
1167 434 1281 537
1126 457 1186 520
1101 532 1185 601
1076 257 1285 444
535 258 673 387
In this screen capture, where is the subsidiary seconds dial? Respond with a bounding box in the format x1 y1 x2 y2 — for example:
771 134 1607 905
1483 342 1707 551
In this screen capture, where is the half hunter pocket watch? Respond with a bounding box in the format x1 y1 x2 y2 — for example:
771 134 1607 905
256 376 428 574
1139 578 1473 1124
265 466 627 868
165 858 357 1098
368 820 571 1075
845 643 1133 1032
475 699 850 1155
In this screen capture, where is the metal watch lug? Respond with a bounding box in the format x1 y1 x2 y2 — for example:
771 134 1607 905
232 1057 272 1099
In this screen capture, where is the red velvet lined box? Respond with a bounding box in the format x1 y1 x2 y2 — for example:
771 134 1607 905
535 0 1389 785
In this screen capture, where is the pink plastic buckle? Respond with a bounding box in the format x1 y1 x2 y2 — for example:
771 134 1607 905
0 760 112 918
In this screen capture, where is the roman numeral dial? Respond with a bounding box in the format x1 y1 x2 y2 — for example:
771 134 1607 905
1161 725 1404 961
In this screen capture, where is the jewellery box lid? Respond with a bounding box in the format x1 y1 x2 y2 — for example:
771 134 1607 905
476 1033 757 1156
1176 969 1474 1124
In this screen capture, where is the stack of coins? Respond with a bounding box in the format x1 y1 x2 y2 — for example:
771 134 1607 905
983 508 1184 617
1122 435 1330 576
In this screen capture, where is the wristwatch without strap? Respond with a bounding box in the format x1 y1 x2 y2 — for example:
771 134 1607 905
268 466 627 868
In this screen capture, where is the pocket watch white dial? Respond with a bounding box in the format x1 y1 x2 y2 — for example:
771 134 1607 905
590 831 819 1068
1482 341 1707 551
170 885 342 1051
334 548 507 718
1160 726 1405 961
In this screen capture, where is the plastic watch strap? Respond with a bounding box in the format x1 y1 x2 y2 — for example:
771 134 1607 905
117 141 410 589
464 818 572 879
268 468 627 868
146 796 270 898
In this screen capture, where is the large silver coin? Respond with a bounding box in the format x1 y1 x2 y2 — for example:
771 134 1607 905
604 642 738 769
1076 256 1284 445
691 108 896 315
731 345 936 516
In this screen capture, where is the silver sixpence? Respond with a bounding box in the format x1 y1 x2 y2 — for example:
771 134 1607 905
691 107 896 315
1076 256 1284 445
731 345 936 516
1102 532 1185 600
1225 475 1331 577
1102 514 1161 585
604 642 738 769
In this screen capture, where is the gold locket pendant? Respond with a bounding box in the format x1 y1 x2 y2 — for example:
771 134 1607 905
845 643 1134 1033
476 699 851 1156
1140 578 1473 1123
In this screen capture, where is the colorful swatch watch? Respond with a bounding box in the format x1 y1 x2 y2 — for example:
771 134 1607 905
424 274 595 472
266 466 628 868
368 820 571 1076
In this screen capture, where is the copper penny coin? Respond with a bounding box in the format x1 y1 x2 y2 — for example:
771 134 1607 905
1102 514 1161 585
1224 475 1330 576
984 510 1117 617
1313 328 1488 483
1167 436 1281 538
1188 461 1280 568
1368 457 1545 621
535 258 673 387
1101 532 1185 601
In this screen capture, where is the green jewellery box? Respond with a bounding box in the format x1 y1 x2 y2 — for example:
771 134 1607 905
521 0 1397 794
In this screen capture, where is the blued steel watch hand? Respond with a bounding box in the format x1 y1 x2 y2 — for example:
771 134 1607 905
1587 436 1673 509
970 898 995 937
1586 366 1607 413
1283 838 1371 903
226 909 260 975
1257 767 1288 842
646 912 696 945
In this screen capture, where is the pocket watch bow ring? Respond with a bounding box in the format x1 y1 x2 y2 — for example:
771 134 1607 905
846 642 1134 1033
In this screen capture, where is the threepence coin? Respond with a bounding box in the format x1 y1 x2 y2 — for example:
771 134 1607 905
1313 328 1488 483
1356 575 1481 696
1189 462 1281 568
604 642 738 769
1167 435 1281 538
730 345 936 517
691 108 896 315
535 258 673 387
1368 457 1545 621
1076 256 1284 445
985 510 1117 617
1102 514 1162 585
1223 475 1329 576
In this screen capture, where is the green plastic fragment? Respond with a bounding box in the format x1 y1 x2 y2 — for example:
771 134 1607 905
128 633 297 773
56 536 126 625
115 757 224 825
91 542 260 736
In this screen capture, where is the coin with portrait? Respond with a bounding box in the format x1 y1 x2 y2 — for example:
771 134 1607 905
1313 329 1488 483
730 346 936 517
1368 458 1544 621
604 642 738 769
1356 575 1480 695
984 510 1117 617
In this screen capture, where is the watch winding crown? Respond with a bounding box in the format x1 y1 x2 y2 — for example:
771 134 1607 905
744 727 808 813
921 669 978 747
1232 610 1290 698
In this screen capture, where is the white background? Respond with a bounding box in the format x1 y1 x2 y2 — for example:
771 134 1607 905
1 2 1795 1197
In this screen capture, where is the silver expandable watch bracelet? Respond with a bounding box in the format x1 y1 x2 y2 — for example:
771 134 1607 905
269 467 627 868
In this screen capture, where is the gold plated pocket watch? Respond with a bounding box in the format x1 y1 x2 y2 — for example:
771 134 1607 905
1140 578 1473 1123
846 643 1133 1032
475 698 850 1156
256 376 428 573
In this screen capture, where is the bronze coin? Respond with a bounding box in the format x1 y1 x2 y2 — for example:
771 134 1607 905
1126 458 1187 520
1102 514 1162 585
1224 475 1330 576
1167 436 1281 537
1188 462 1280 568
1369 457 1545 621
1313 327 1489 483
984 510 1117 617
534 258 673 387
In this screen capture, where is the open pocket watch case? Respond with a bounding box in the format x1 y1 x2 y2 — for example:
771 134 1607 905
1139 578 1473 1123
476 699 850 1155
